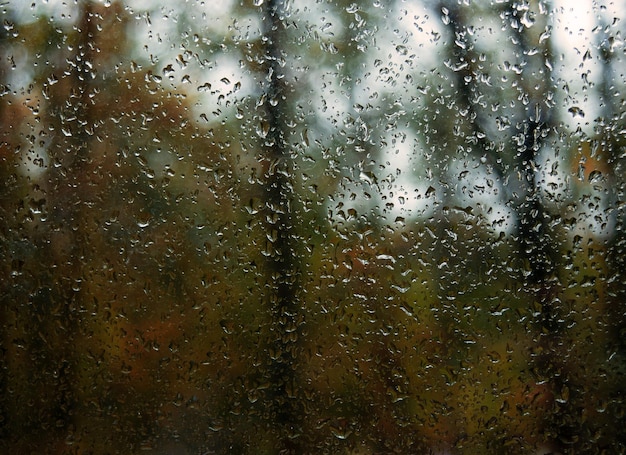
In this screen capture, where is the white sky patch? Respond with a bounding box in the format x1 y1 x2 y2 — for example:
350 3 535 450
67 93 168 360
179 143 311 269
394 1 446 70
9 1 76 25
190 52 256 126
121 0 258 127
18 145 49 179
448 155 515 234
347 5 445 110
307 67 352 134
128 0 233 19
551 0 606 134
291 0 343 42
377 129 434 221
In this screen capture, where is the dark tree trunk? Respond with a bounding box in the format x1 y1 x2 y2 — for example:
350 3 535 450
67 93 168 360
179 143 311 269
34 1 98 445
441 2 507 185
259 0 303 451
508 3 571 451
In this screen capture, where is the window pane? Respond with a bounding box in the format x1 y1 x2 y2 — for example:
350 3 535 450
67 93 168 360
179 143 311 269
1 0 624 453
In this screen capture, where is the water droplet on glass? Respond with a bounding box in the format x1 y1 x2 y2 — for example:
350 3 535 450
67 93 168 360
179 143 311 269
588 170 603 183
441 7 450 25
256 121 269 138
568 106 585 118
520 11 535 28
163 64 175 76
137 214 151 228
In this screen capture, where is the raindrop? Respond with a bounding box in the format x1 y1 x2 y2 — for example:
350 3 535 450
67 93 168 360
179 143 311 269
520 11 535 28
137 214 151 228
441 6 450 25
568 106 585 118
588 170 603 183
256 121 270 138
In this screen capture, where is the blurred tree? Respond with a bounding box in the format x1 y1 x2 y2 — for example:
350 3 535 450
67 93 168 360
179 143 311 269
255 0 304 451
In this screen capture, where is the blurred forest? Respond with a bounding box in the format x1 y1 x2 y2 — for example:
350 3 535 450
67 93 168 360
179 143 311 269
1 0 625 453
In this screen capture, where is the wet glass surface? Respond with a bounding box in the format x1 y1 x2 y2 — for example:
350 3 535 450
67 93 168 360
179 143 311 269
1 1 625 453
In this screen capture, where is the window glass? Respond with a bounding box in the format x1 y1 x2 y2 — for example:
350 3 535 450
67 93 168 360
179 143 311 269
1 0 624 453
